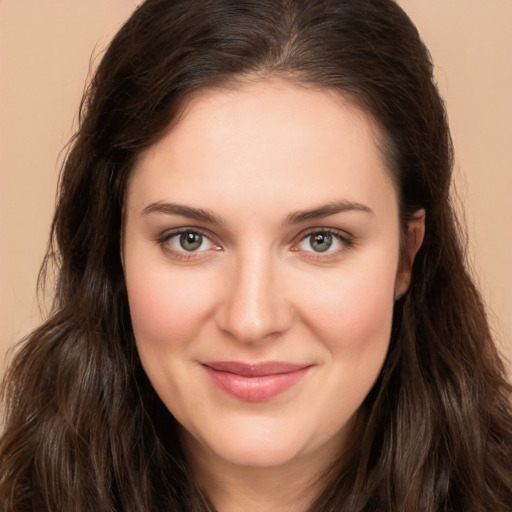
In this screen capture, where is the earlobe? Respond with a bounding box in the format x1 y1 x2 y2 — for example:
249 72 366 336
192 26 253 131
395 209 426 299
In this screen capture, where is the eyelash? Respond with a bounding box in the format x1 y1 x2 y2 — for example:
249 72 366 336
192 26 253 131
156 227 355 261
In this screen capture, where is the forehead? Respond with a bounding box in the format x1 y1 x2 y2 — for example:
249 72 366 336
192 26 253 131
127 80 397 219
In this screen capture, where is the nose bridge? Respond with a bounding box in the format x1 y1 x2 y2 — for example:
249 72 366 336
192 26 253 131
216 246 290 342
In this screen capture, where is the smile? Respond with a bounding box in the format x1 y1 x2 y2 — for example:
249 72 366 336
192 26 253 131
201 361 312 401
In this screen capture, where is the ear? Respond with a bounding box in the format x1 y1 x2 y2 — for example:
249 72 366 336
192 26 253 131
394 209 425 299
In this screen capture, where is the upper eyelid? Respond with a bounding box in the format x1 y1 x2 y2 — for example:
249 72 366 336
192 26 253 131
158 226 217 243
292 226 354 243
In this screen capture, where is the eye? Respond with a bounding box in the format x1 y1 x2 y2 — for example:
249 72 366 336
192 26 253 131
177 232 206 251
158 229 219 256
306 232 335 252
294 229 353 255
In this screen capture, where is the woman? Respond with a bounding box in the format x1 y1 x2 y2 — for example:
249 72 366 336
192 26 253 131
1 0 511 510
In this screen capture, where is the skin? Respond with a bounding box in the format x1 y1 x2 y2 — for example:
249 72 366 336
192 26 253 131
123 80 424 511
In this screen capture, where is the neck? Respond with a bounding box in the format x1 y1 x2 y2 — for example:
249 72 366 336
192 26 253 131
181 433 343 512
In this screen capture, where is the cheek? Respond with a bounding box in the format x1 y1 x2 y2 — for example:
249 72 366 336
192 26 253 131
124 252 216 349
313 282 394 397
290 249 398 423
297 258 397 350
301 261 396 418
343 275 394 340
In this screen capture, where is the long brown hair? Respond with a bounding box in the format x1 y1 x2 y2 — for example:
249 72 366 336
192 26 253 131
1 1 511 510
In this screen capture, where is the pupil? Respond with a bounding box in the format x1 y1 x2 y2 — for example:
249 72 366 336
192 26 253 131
180 232 202 251
311 233 332 252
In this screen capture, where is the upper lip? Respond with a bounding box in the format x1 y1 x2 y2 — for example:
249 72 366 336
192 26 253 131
202 361 311 377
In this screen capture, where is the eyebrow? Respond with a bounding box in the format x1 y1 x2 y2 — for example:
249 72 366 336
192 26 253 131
141 202 224 224
141 199 373 225
285 200 373 224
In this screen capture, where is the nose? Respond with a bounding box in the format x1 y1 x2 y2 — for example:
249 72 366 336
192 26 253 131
215 251 293 344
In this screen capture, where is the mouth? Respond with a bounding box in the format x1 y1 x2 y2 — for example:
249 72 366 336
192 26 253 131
201 361 313 401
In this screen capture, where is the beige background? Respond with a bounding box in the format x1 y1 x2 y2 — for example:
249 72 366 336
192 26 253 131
1 1 511 372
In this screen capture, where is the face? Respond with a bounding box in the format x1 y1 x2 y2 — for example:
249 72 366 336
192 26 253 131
123 80 421 474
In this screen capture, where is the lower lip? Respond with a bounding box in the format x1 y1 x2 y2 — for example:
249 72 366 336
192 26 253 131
202 366 311 402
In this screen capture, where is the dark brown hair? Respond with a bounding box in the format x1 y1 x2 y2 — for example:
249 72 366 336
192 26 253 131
1 1 511 510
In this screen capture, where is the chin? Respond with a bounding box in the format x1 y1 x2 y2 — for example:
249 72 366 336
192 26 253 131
182 415 317 469
182 409 347 473
219 440 304 468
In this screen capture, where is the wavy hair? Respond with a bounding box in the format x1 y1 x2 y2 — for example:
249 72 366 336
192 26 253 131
1 0 511 510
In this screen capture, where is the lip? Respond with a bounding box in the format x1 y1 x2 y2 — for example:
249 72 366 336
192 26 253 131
201 361 312 401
